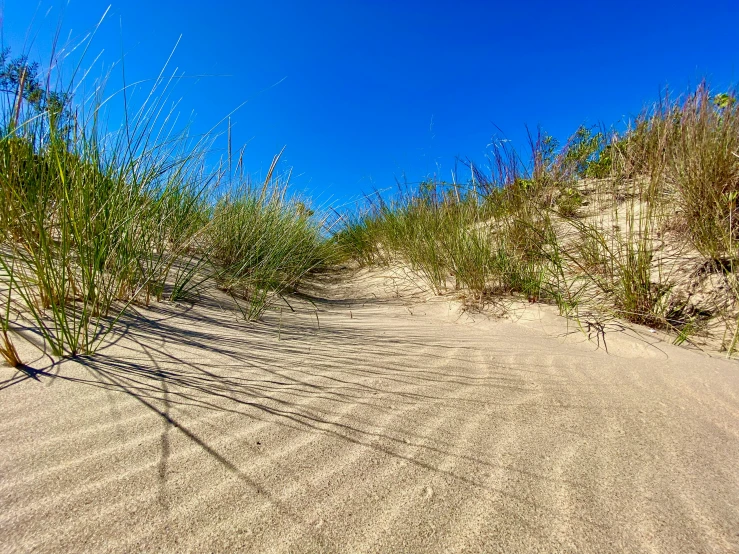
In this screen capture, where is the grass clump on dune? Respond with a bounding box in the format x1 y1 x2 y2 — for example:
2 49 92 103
334 182 551 301
0 87 212 357
663 85 739 261
0 48 329 364
336 83 739 353
209 160 329 320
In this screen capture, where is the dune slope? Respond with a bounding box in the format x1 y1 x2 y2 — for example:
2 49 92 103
1 269 738 553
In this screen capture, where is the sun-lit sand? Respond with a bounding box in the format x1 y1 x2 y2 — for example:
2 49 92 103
1 267 738 553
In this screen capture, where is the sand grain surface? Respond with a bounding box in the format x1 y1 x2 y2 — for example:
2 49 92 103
1 269 738 553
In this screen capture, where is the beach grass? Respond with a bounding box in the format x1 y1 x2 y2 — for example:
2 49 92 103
0 49 331 361
1 34 737 364
335 83 739 352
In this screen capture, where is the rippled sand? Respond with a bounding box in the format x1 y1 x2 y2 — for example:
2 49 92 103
1 268 738 553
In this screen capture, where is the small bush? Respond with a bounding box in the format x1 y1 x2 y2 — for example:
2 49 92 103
556 186 583 217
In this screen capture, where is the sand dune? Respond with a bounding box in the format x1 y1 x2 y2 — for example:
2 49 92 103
1 268 738 553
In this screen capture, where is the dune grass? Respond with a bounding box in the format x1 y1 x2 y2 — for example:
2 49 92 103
334 183 551 301
1 37 737 366
209 168 330 321
0 51 330 364
665 85 739 261
0 73 217 357
335 83 739 353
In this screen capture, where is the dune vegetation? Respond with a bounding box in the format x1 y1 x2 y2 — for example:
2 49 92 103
0 48 330 365
334 84 739 354
1 41 738 367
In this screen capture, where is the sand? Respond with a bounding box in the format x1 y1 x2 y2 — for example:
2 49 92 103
1 267 738 553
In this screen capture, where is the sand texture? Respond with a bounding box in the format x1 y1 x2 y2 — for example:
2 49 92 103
1 268 738 553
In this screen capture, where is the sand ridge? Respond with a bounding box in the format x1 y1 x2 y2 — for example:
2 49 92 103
1 268 738 553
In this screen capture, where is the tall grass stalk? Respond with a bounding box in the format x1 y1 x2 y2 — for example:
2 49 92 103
0 259 22 367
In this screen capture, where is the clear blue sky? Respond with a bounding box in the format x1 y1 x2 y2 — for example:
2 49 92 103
2 1 738 203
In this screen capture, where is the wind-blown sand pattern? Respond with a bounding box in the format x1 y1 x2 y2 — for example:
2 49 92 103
1 268 738 553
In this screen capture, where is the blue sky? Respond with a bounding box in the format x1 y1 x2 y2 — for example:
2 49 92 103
2 0 738 204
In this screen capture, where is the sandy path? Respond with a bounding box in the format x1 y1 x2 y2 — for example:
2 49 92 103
1 269 738 553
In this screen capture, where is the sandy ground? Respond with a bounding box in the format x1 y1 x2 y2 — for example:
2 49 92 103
1 267 738 553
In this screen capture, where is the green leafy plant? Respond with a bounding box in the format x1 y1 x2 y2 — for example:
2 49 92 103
714 92 737 109
564 126 604 177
